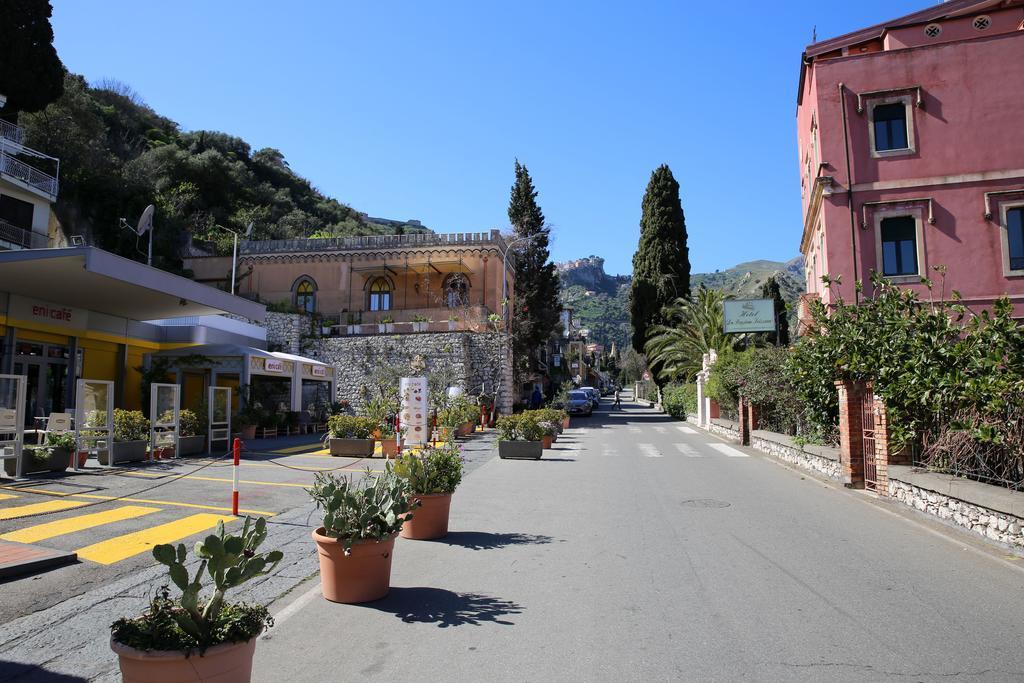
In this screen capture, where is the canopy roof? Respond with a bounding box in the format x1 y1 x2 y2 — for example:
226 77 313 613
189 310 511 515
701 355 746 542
151 343 327 366
0 247 265 322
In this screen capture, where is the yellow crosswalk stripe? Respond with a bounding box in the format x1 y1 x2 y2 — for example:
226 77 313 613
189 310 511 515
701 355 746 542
0 486 274 516
76 513 236 565
272 443 325 454
0 499 87 521
0 493 17 501
0 505 160 544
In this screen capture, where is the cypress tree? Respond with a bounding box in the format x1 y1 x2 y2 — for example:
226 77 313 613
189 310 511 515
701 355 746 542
760 275 790 346
630 165 691 371
0 0 65 119
507 160 561 369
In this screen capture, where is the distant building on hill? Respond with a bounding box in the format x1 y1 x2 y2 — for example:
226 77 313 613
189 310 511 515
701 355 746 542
796 0 1024 328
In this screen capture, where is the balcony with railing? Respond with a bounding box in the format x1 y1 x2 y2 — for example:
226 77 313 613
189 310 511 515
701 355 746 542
0 218 48 250
0 120 59 200
240 229 507 256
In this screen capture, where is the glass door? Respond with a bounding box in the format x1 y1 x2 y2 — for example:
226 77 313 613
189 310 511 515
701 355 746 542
12 360 41 427
13 341 71 428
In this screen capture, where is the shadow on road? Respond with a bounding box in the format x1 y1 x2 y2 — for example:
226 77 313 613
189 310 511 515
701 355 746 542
365 587 522 627
436 531 555 550
0 661 88 682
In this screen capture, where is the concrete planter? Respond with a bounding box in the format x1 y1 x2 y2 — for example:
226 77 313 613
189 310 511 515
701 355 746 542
178 435 207 456
100 440 148 465
377 323 395 334
447 320 457 331
498 441 543 460
411 321 428 332
329 438 375 457
346 325 357 335
4 447 71 476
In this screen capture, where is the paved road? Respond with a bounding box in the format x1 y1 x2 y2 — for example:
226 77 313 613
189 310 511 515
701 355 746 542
256 398 1024 682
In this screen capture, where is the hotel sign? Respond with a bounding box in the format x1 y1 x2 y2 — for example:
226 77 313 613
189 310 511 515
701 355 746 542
9 295 88 330
723 299 776 334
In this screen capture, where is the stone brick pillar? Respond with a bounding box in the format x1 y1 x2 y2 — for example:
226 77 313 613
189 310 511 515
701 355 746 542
748 403 760 432
836 379 865 488
709 399 720 420
870 391 907 497
738 397 750 446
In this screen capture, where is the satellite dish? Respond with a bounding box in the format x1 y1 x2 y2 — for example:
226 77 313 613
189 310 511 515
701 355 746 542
245 222 253 239
136 205 155 236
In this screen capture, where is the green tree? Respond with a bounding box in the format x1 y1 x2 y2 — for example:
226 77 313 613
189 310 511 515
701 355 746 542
644 287 734 382
759 275 790 346
0 0 65 119
507 160 561 371
630 165 691 384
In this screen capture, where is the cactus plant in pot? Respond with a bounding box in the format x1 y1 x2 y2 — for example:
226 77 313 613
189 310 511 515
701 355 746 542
390 442 464 540
109 517 282 683
307 470 416 603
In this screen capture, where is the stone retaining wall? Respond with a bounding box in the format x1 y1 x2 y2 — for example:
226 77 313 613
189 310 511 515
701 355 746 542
265 312 306 355
888 475 1024 549
751 430 842 481
708 418 739 441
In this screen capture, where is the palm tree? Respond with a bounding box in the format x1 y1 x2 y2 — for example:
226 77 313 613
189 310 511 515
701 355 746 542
644 286 735 382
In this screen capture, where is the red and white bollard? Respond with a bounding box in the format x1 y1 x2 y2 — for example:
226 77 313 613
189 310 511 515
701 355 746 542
232 437 241 516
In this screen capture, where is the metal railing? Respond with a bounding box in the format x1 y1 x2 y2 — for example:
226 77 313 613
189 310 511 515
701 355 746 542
0 218 48 249
0 150 58 198
240 229 506 255
0 119 25 145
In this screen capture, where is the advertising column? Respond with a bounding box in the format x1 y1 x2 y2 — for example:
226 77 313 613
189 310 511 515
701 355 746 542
399 377 429 447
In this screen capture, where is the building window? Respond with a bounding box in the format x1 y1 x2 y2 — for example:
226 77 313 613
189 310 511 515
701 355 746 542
880 216 918 276
444 274 469 308
873 103 908 152
369 278 392 311
1006 206 1024 273
293 278 316 313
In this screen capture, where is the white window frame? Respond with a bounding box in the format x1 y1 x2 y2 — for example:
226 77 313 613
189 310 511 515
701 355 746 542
873 207 926 283
867 94 916 158
999 201 1024 277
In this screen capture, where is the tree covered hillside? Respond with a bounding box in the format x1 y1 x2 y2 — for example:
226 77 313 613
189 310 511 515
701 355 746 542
558 255 805 349
20 74 427 273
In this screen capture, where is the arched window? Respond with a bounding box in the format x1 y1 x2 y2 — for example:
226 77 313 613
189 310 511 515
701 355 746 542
444 274 469 308
369 278 392 311
293 278 316 313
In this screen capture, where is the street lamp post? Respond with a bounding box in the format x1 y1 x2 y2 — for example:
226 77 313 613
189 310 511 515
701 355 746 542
216 226 239 295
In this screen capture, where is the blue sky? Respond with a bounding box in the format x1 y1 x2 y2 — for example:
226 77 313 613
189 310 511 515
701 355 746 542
51 0 923 275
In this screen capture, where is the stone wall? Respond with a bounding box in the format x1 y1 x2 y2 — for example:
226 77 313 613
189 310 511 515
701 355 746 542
751 430 842 481
263 317 513 414
265 312 306 355
708 418 739 441
888 473 1024 549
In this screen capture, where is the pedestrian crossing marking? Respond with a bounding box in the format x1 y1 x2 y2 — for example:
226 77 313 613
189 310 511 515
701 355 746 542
677 425 698 434
601 445 617 456
639 443 663 458
0 505 160 544
674 443 700 457
76 513 236 565
708 443 749 458
0 493 17 501
0 488 274 517
654 426 668 434
627 426 642 433
0 499 88 521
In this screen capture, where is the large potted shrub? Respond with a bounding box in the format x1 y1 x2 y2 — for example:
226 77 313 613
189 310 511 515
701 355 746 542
307 470 416 603
378 423 405 458
177 409 207 456
390 442 464 540
3 432 75 476
496 414 544 460
110 516 282 683
325 415 377 457
99 410 150 465
234 410 257 441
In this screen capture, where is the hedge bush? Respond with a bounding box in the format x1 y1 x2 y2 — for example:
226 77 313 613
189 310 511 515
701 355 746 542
662 383 697 420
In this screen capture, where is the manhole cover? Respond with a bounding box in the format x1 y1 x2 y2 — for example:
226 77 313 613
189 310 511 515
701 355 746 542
680 498 731 508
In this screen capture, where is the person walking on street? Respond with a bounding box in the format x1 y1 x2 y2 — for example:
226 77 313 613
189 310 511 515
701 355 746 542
613 387 622 408
530 386 543 409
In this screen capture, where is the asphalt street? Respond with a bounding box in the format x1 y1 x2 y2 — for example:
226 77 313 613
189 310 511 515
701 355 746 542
254 398 1024 682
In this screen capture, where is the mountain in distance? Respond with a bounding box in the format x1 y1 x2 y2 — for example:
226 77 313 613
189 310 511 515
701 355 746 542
557 255 805 349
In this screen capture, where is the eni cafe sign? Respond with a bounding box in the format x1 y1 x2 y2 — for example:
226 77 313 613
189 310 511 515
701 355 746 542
264 358 285 373
9 295 89 331
723 299 776 334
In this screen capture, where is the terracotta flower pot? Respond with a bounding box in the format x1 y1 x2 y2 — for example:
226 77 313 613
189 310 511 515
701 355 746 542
239 425 257 441
312 528 397 603
561 417 570 429
542 434 553 449
400 493 452 540
111 635 258 683
380 439 403 458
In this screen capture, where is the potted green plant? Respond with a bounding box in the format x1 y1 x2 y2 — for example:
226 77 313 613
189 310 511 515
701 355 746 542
99 409 150 465
496 413 544 459
447 314 459 332
378 315 395 334
324 415 377 456
234 411 257 441
3 432 76 476
538 420 559 449
390 442 464 540
177 409 207 456
411 314 429 333
307 470 416 603
378 422 405 458
110 516 282 682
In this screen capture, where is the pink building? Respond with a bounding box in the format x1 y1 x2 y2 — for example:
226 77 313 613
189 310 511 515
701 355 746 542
796 0 1024 325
